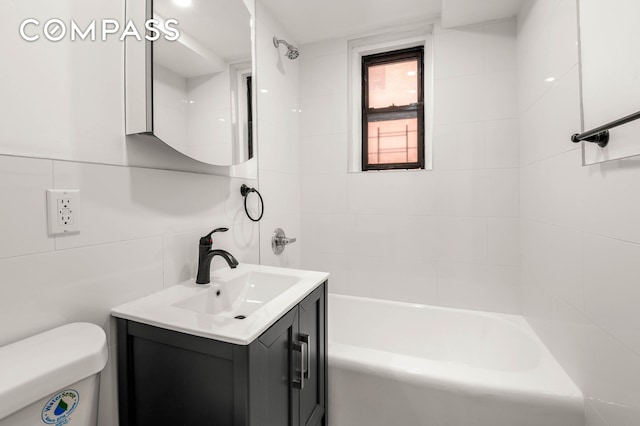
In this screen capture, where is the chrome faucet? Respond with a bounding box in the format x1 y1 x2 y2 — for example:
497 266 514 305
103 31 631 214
196 228 239 284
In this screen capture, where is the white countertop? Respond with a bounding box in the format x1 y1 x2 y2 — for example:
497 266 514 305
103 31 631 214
111 264 329 345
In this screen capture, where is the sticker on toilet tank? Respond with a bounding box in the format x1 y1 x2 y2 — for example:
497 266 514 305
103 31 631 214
41 389 79 425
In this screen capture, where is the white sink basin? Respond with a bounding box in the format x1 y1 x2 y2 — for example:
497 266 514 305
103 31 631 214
173 271 301 317
111 264 328 345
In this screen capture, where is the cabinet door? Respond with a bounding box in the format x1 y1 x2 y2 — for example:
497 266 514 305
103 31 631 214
297 283 327 426
117 320 241 426
250 306 300 426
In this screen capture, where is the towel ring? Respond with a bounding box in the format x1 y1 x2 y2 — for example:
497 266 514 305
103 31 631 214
240 184 264 222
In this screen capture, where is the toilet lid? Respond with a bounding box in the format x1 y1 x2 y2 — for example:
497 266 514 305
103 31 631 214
0 322 108 420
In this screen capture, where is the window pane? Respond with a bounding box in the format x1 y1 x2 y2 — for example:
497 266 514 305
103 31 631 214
368 60 418 109
367 117 418 164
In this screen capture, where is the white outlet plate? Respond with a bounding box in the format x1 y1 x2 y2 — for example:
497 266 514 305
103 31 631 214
46 190 80 236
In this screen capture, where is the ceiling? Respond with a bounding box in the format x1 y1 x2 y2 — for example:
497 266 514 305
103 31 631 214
441 0 525 28
262 0 525 45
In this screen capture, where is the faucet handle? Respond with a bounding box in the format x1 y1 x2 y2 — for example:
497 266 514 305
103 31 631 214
199 227 229 245
272 228 297 255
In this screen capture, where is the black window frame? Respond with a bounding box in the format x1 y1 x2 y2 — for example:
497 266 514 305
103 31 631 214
361 46 425 171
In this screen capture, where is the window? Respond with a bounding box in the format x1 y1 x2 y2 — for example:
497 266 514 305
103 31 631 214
361 46 425 171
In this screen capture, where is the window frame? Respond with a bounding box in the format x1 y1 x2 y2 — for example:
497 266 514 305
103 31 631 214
361 46 425 171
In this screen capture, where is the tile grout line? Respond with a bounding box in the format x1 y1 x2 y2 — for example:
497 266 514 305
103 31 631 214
556 289 640 365
524 217 640 248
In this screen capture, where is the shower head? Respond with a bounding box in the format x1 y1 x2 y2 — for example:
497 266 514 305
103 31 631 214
286 46 300 60
273 36 300 60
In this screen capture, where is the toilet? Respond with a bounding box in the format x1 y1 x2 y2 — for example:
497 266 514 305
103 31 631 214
0 323 108 426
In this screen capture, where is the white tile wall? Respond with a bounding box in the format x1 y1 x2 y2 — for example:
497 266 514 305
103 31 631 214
487 217 520 266
434 169 519 217
348 215 391 258
519 65 581 165
437 261 520 314
517 0 578 115
581 156 640 245
389 215 437 262
300 95 348 137
300 19 521 314
256 118 300 176
299 42 348 99
519 0 640 424
521 148 585 230
433 122 485 170
434 27 486 79
0 234 163 347
53 162 223 249
303 174 349 215
549 296 640 425
256 1 302 268
484 20 518 73
347 171 434 216
435 74 487 125
347 255 439 305
0 156 55 258
484 119 520 169
435 216 488 264
301 133 348 175
583 234 640 357
302 214 353 255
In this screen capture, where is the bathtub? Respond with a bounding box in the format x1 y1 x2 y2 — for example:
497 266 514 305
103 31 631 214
328 294 584 426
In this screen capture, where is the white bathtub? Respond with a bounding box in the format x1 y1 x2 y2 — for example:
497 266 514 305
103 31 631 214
328 294 584 426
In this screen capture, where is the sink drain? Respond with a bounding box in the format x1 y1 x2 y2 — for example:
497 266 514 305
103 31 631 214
234 315 246 320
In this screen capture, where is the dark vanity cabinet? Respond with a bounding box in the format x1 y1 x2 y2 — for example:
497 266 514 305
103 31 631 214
116 282 327 426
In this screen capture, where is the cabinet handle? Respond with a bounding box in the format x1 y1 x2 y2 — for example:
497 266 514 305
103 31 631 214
292 342 305 390
300 334 310 379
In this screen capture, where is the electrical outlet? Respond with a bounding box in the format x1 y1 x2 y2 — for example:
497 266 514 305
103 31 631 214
47 190 80 236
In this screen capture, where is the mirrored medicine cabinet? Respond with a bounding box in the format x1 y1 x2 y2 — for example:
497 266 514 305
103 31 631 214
578 0 640 165
125 0 255 168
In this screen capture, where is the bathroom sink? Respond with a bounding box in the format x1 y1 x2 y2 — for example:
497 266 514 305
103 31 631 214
111 264 328 345
173 271 301 317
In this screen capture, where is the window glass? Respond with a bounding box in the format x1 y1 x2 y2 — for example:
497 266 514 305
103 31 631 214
367 60 418 109
367 117 418 164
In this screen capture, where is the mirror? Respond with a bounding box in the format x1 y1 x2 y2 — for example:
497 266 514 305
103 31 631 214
126 0 255 166
578 0 640 165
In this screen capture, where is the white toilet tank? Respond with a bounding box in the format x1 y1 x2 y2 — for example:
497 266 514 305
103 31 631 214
0 323 108 426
